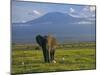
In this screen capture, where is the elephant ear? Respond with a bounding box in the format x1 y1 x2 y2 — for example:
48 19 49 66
36 35 44 47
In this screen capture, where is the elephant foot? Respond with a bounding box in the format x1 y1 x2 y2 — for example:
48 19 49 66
52 60 56 64
44 60 50 63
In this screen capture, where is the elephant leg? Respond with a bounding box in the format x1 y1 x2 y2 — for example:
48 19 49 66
48 48 51 62
46 49 50 63
50 51 53 61
50 49 55 61
52 49 55 61
42 47 47 62
43 46 50 63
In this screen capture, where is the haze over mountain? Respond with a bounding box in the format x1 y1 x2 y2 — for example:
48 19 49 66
12 12 95 43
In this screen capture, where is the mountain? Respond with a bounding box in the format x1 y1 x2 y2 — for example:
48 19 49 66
12 12 95 43
26 12 83 24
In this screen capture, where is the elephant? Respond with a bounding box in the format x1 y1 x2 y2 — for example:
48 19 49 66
36 35 57 63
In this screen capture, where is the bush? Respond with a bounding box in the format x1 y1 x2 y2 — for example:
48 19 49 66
35 46 40 50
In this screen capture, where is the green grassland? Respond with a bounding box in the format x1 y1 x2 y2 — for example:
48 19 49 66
11 42 96 74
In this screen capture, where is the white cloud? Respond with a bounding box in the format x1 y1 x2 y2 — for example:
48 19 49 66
82 6 89 12
82 6 95 12
21 20 26 23
68 13 81 18
87 18 95 21
32 10 41 15
72 21 94 25
78 21 93 24
69 8 75 13
68 6 95 19
81 6 95 17
68 8 82 18
89 6 96 12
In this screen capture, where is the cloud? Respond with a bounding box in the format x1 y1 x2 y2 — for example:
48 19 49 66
71 21 94 25
68 13 81 18
69 8 75 13
82 7 88 11
81 6 95 17
68 6 95 20
77 21 93 24
21 20 26 23
82 6 95 12
32 10 41 15
87 18 95 21
68 8 82 18
89 6 96 12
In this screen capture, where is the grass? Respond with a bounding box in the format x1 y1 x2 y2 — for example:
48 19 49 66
11 42 96 74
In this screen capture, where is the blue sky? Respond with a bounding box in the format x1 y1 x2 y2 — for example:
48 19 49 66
12 0 96 23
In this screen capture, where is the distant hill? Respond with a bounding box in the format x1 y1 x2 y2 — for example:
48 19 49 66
27 12 82 24
12 12 95 43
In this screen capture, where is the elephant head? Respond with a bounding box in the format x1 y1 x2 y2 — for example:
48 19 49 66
36 35 57 63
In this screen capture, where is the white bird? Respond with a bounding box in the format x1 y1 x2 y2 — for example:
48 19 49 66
62 57 65 61
22 62 24 65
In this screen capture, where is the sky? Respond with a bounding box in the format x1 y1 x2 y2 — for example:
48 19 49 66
12 0 96 23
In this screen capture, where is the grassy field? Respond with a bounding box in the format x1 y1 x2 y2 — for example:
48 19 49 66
11 42 96 74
